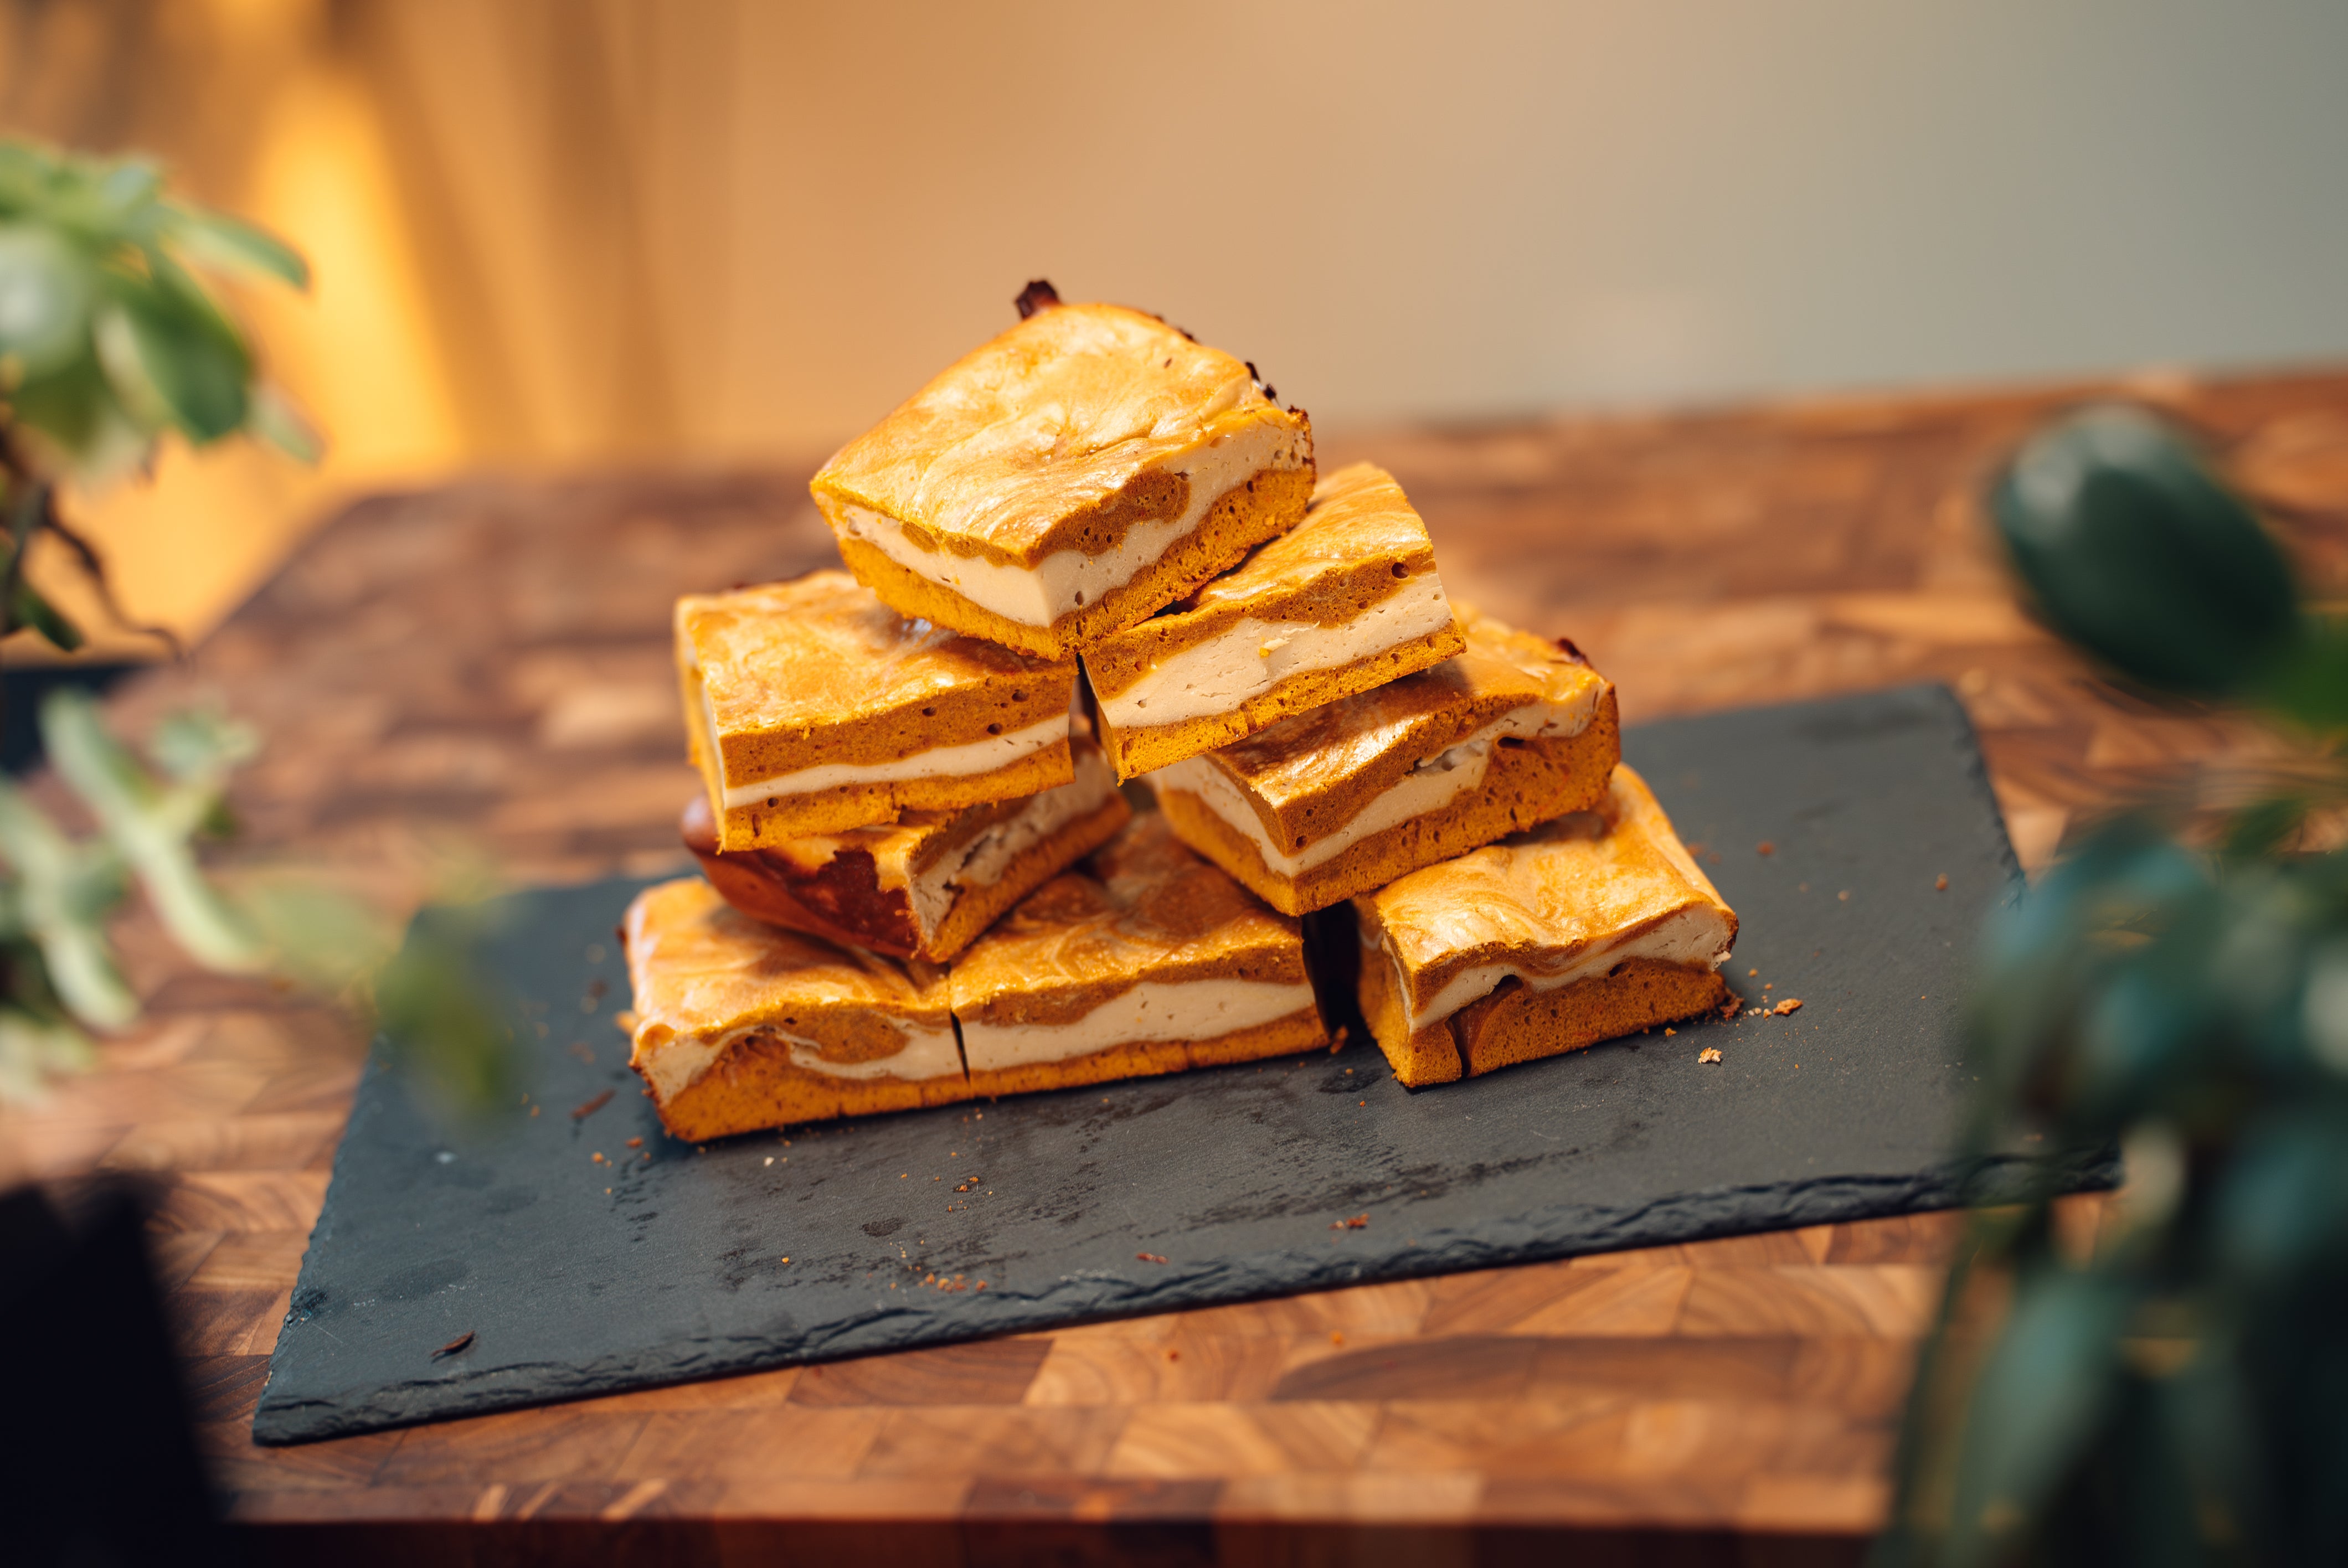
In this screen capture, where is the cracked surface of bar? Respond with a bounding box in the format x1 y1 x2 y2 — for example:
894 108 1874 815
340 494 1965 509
812 300 1315 657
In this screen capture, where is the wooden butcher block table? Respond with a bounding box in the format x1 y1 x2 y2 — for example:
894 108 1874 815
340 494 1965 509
11 367 2347 1564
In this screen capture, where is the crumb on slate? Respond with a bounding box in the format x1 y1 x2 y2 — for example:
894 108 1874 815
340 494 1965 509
1699 1048 1723 1064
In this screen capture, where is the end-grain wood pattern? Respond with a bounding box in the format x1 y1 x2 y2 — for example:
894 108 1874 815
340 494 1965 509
11 367 2347 1556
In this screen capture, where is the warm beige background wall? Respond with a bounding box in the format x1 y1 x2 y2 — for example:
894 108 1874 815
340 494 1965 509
4 0 2347 644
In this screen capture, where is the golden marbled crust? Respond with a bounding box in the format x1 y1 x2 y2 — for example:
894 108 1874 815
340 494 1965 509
679 572 1076 849
1359 762 1734 1022
709 742 1075 851
1358 953 1724 1087
811 301 1311 569
677 570 1075 781
623 878 965 1139
1095 621 1465 780
1178 606 1611 850
961 1006 1326 1099
835 466 1314 659
1082 461 1455 699
1155 690 1621 917
950 812 1309 1028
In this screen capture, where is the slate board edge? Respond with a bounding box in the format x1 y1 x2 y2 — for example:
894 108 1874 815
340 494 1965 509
251 1142 2113 1445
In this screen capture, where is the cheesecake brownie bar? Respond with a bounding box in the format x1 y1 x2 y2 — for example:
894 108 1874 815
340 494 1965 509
1147 607 1618 915
811 283 1315 657
1085 462 1465 778
1353 765 1738 1086
678 570 1076 849
622 877 970 1139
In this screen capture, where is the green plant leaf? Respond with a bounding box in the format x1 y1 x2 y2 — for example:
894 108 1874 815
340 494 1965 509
0 1004 93 1102
92 158 161 218
245 382 322 465
373 902 518 1120
147 705 258 784
0 782 136 1029
0 222 92 381
2258 613 2348 735
96 269 249 442
168 205 309 290
8 575 84 653
2213 1110 2348 1282
7 350 156 481
1942 1268 2131 1568
1990 406 2300 700
39 688 263 972
233 872 399 996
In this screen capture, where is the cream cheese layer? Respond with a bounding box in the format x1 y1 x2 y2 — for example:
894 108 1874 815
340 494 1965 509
1150 695 1593 878
710 706 1070 811
1094 575 1454 730
833 421 1309 628
640 1018 965 1101
904 744 1119 931
959 978 1315 1071
1385 903 1735 1036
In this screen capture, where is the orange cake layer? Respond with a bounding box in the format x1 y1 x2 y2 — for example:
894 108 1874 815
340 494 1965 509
623 878 970 1141
1146 607 1618 915
1352 765 1738 1086
950 812 1326 1090
1085 462 1467 778
684 737 1130 963
812 289 1316 656
677 570 1076 849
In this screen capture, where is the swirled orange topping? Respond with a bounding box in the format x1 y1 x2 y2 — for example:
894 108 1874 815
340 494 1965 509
811 302 1309 569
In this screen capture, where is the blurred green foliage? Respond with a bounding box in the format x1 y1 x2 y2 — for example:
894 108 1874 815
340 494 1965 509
1879 408 2348 1566
0 137 315 483
0 135 317 663
0 140 509 1119
0 690 515 1116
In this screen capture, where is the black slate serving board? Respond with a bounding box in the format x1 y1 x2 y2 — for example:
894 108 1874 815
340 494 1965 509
254 683 2094 1444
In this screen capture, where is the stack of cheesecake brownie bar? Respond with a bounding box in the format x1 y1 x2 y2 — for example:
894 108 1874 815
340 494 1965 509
625 282 1738 1141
